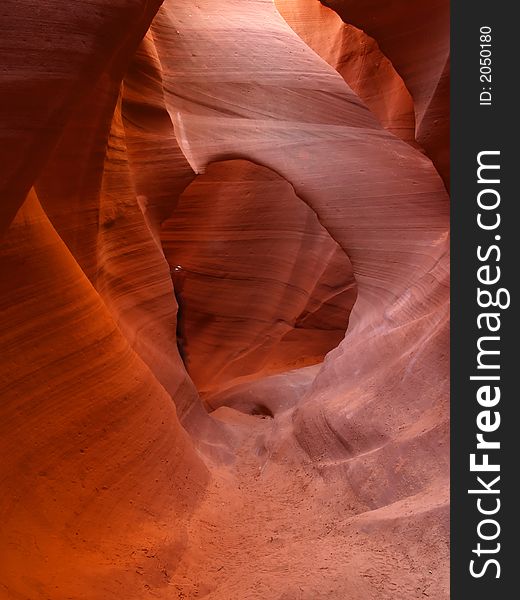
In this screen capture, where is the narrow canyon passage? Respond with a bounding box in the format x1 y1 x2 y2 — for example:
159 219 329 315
0 1 449 599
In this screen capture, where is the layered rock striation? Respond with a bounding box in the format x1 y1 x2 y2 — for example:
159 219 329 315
0 1 449 598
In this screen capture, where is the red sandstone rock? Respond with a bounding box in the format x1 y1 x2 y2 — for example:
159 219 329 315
0 0 449 598
122 31 196 235
275 0 416 143
0 0 163 236
321 0 450 186
161 159 356 394
0 190 208 598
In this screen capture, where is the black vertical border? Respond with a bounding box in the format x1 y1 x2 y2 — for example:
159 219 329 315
451 2 518 597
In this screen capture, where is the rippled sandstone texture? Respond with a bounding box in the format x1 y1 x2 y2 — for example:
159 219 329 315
0 1 449 599
274 0 417 144
320 0 450 187
161 159 356 394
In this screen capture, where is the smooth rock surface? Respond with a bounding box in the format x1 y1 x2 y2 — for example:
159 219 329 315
275 0 416 143
0 0 449 598
161 159 356 393
321 0 450 186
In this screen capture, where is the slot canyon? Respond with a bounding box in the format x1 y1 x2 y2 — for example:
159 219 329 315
0 1 449 598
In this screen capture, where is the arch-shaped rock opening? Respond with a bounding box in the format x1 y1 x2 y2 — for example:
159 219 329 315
161 159 357 397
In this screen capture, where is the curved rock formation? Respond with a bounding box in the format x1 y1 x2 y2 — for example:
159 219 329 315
0 190 208 599
321 0 450 186
0 0 449 598
122 30 196 235
161 159 356 394
274 0 416 143
0 0 164 236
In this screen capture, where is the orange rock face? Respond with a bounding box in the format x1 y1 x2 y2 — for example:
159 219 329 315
0 190 208 598
0 0 449 598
